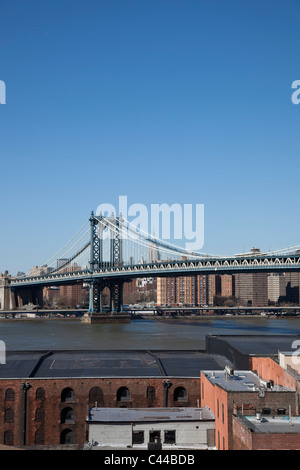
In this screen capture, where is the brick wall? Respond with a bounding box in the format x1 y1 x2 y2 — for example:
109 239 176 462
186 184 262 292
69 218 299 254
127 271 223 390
0 377 200 448
232 415 300 450
251 356 298 391
200 372 297 450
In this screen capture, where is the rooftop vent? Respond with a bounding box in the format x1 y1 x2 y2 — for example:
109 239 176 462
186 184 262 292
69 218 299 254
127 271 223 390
225 365 234 379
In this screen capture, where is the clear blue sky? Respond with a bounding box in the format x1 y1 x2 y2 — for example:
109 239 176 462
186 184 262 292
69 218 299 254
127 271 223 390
0 0 300 274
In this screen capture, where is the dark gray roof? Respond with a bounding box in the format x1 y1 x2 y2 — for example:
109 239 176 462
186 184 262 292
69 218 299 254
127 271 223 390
0 349 231 379
206 334 300 369
212 335 300 356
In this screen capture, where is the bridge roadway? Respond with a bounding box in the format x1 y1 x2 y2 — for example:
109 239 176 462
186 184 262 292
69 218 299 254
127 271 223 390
9 253 300 288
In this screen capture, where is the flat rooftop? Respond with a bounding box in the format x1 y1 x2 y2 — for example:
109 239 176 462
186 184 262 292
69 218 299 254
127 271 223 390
0 350 232 379
207 335 300 356
240 415 300 434
206 335 300 368
202 369 295 392
88 406 215 423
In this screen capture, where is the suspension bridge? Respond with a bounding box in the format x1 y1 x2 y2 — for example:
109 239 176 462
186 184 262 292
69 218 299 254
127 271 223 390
2 212 300 322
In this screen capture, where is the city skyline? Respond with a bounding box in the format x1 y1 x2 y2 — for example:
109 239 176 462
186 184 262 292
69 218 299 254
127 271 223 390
1 0 300 275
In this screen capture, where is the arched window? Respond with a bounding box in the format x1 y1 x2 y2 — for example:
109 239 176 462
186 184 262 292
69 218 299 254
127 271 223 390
147 386 155 400
174 386 187 402
117 387 130 402
61 387 75 403
61 407 75 424
89 387 104 406
5 389 15 401
4 408 14 423
36 388 45 400
35 408 45 422
60 429 74 444
4 430 13 446
34 429 45 445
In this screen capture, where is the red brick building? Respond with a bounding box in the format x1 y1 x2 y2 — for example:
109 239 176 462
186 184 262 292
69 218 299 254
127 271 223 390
232 413 300 450
0 349 229 449
200 367 298 450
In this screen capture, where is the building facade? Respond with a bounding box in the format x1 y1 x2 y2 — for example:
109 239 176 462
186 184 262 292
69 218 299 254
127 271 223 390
157 275 216 307
0 349 214 449
87 406 215 450
235 272 268 306
200 367 297 450
267 274 287 304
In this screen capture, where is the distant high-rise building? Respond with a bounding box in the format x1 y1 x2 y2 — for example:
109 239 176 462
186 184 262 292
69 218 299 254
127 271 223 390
234 249 268 307
43 286 60 306
267 274 287 304
157 275 215 306
57 258 69 269
284 272 300 304
220 275 235 297
148 237 160 263
29 265 53 277
235 272 268 306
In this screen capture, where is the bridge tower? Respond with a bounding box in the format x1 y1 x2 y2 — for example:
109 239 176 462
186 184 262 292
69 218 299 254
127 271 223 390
82 212 130 324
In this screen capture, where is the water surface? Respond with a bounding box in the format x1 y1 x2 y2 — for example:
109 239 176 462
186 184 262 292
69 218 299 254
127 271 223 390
1 316 300 351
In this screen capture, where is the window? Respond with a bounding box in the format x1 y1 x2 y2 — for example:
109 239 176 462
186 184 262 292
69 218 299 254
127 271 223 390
4 409 14 423
34 430 44 445
262 408 271 415
36 388 45 400
61 407 75 424
147 386 155 400
61 387 75 403
149 430 161 443
277 408 286 415
117 387 130 402
132 431 144 444
89 387 104 406
164 430 176 444
35 408 45 422
5 389 15 401
207 429 215 447
60 429 74 444
4 430 13 446
174 387 187 402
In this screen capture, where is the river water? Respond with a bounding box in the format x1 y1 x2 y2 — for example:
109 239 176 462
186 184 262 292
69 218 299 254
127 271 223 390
1 316 300 351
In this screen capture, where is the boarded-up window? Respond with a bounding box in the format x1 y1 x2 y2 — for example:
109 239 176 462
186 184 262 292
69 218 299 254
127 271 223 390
207 428 215 447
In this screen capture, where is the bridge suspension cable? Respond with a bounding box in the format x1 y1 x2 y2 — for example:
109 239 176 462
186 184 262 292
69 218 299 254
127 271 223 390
18 219 90 277
96 215 217 264
16 212 300 280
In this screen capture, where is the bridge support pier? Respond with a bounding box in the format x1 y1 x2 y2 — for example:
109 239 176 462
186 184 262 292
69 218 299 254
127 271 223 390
0 277 15 311
0 278 43 311
13 287 43 310
82 279 130 324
